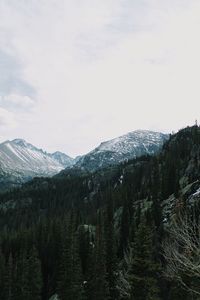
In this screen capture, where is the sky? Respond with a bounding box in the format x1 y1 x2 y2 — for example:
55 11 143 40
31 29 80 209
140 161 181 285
0 0 200 157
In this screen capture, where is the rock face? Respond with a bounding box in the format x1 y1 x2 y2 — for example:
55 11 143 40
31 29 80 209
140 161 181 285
0 130 168 190
0 139 73 190
50 151 74 168
75 130 169 171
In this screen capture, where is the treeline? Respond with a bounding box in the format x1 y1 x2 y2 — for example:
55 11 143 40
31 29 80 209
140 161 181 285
0 125 200 299
0 200 163 300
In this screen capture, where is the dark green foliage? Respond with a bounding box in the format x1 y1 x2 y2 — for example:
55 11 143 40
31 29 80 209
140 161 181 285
0 249 6 300
105 194 119 300
130 222 161 300
4 254 13 300
119 195 130 258
28 247 42 300
88 214 109 300
0 126 199 299
13 252 29 300
57 216 84 300
71 233 84 300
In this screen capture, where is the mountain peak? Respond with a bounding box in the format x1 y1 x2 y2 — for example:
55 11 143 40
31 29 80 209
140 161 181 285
10 138 38 152
12 138 27 144
51 151 74 168
0 139 75 189
75 130 169 171
97 130 168 152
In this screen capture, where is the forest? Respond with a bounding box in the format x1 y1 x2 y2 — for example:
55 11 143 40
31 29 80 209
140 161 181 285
0 125 200 300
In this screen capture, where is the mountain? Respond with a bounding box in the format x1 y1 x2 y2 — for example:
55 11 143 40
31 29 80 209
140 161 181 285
0 126 200 299
51 151 74 168
0 139 74 190
0 130 168 190
75 130 169 171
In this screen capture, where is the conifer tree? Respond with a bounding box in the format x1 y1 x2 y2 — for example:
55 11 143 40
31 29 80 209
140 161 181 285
91 212 108 300
71 233 84 300
4 253 13 300
57 218 73 300
105 194 119 300
28 247 42 300
119 195 130 258
130 221 161 300
13 252 29 300
0 249 6 300
85 242 96 300
58 213 85 300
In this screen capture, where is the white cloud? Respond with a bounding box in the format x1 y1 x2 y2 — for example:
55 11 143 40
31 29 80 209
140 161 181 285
0 94 35 111
0 0 199 156
0 107 16 128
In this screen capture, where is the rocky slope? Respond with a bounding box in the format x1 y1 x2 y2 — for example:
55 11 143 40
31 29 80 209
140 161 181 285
75 130 169 171
0 139 73 190
0 130 168 190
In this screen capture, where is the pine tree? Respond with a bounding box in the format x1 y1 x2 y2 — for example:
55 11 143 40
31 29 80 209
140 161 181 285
85 242 96 300
28 247 42 300
130 222 161 300
119 195 130 258
4 253 13 300
0 249 6 300
13 252 29 300
105 194 119 300
90 212 109 300
57 213 85 300
57 219 73 300
71 233 84 300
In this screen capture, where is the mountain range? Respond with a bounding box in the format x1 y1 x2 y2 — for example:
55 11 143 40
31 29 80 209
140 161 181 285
75 130 168 171
0 125 199 300
0 130 168 190
0 139 74 190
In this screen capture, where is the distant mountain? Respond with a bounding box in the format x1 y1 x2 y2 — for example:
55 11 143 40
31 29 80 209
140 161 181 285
74 130 169 171
0 130 168 190
51 151 74 168
0 139 74 190
0 126 199 300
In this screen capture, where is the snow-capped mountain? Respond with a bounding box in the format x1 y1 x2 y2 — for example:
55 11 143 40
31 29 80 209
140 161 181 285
0 130 168 190
75 130 169 171
0 139 74 189
51 151 74 168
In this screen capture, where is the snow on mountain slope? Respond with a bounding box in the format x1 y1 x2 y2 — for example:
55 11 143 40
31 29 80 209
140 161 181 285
75 130 169 171
51 151 74 168
98 130 166 153
0 131 168 189
0 139 73 179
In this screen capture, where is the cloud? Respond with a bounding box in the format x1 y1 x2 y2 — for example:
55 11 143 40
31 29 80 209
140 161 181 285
0 49 36 97
0 94 35 112
0 107 16 128
0 0 199 156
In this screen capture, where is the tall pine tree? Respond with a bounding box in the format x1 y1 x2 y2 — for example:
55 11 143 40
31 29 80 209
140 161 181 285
130 221 161 300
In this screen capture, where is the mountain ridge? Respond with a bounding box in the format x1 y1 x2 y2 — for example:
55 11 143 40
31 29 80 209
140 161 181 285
0 126 199 300
74 130 169 171
0 129 169 190
0 139 74 190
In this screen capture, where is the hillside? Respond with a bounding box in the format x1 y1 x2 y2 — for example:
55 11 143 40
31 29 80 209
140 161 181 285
0 139 74 190
0 126 200 300
75 130 168 171
0 130 167 191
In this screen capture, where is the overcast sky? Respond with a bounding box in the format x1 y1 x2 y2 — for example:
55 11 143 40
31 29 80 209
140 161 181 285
0 0 199 157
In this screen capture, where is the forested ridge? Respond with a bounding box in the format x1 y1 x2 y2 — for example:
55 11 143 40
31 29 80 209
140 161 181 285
0 125 200 300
